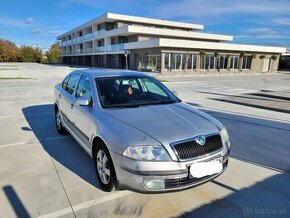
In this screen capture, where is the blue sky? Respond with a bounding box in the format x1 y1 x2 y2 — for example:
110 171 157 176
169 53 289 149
1 0 290 51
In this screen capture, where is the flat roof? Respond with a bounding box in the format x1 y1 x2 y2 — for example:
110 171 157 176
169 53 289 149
125 38 286 53
57 13 203 38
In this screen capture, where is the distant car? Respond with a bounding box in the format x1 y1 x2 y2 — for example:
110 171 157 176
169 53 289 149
54 69 230 192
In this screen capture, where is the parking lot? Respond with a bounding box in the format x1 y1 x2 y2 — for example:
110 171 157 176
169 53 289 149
0 63 290 218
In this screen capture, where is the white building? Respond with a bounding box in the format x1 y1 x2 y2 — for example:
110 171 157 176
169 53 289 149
58 13 286 74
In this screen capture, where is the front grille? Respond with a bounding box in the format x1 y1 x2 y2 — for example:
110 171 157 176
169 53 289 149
172 134 222 160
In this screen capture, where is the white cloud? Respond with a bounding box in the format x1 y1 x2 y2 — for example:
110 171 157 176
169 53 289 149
0 17 28 28
149 0 290 24
273 18 290 25
247 28 277 35
48 30 59 35
25 17 34 24
32 28 43 34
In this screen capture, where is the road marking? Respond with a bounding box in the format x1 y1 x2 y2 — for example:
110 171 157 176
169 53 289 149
211 87 231 90
0 141 38 148
0 136 71 149
36 191 131 218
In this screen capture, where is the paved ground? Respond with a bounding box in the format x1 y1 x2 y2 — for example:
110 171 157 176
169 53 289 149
0 63 290 218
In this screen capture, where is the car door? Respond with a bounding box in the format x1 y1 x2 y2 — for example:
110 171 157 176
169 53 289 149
60 73 81 131
71 75 94 149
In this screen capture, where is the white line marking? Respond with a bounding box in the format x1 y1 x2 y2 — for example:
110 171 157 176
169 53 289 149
211 87 231 90
0 141 38 148
0 136 70 149
37 191 131 218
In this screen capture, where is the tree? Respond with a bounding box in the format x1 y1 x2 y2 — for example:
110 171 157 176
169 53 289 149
20 46 35 62
199 50 206 69
46 43 62 64
0 39 20 62
270 55 277 61
34 47 43 63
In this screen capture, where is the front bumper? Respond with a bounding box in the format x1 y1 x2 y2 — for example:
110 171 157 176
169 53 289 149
110 146 230 193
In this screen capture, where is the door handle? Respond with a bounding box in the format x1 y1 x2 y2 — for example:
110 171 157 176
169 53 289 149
58 94 61 99
71 103 74 109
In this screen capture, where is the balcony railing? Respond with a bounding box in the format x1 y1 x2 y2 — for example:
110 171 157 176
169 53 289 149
67 40 72 45
106 44 125 52
84 33 93 40
84 48 93 53
94 46 105 52
75 49 83 54
76 36 83 42
93 29 105 37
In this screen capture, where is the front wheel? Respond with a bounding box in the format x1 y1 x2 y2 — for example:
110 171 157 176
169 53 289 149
55 109 67 135
94 142 118 192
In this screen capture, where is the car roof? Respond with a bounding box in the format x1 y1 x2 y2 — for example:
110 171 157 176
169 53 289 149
70 69 149 78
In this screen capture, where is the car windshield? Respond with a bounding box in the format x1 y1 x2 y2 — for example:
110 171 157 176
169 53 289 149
95 76 180 108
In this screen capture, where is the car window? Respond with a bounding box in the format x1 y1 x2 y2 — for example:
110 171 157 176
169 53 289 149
76 75 92 99
64 73 81 95
96 76 180 108
141 77 167 97
61 75 70 90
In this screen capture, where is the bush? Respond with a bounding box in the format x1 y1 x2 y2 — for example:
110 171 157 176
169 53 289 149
0 39 20 62
46 43 61 64
20 46 36 62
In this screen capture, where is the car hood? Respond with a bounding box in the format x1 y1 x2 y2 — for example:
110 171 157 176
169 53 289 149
104 102 221 145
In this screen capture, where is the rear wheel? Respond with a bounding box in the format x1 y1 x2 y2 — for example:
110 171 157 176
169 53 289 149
55 108 67 134
94 142 118 192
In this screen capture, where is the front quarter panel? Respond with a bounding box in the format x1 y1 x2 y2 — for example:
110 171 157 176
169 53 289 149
91 111 161 156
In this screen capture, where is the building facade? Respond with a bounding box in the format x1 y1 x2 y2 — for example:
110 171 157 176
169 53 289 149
58 13 286 74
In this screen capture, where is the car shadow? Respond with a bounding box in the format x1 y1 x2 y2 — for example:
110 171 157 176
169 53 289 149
180 170 290 217
22 104 102 189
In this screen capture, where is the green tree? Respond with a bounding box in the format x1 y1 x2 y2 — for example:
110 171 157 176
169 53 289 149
0 39 20 62
20 46 35 62
46 43 62 64
34 47 43 63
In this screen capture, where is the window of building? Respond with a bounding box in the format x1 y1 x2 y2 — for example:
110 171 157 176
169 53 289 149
242 56 252 69
204 54 215 69
217 56 228 69
164 53 170 70
171 53 182 70
230 56 240 69
192 54 197 69
165 53 198 70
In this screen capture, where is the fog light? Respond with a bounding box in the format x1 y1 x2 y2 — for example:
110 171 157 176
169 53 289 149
143 179 165 190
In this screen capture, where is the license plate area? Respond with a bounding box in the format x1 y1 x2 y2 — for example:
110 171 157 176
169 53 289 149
189 157 223 179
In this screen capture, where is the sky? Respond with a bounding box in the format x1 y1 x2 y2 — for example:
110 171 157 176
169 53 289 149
1 0 290 51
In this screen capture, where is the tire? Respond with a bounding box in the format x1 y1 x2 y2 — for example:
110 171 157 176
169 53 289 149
94 142 118 192
55 108 67 135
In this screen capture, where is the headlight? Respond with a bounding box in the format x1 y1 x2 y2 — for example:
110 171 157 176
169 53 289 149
123 145 171 161
220 127 230 150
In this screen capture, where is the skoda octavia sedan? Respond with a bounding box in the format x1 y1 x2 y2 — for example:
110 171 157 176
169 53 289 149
54 69 230 192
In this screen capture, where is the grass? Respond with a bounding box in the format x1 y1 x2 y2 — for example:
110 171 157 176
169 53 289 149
157 79 169 82
0 77 33 80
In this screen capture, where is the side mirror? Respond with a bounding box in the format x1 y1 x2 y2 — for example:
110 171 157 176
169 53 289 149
172 90 178 97
75 97 90 106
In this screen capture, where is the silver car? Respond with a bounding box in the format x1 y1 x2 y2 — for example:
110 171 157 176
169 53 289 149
54 69 230 192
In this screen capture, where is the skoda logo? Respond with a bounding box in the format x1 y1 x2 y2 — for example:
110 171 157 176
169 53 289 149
196 136 206 145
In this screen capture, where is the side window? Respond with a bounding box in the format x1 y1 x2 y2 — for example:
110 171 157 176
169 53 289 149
65 73 81 95
76 75 92 99
61 76 70 90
